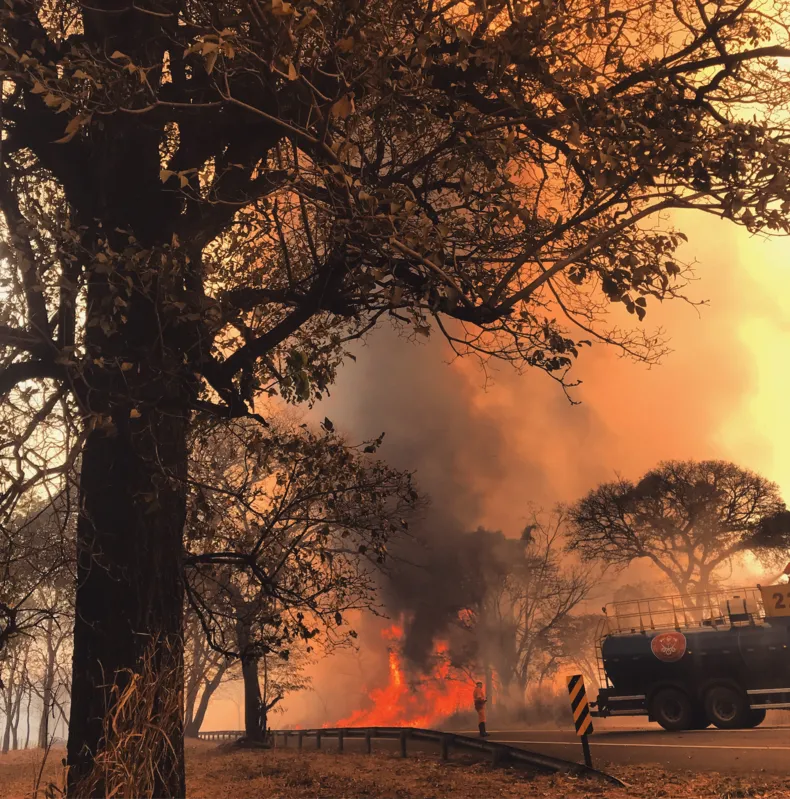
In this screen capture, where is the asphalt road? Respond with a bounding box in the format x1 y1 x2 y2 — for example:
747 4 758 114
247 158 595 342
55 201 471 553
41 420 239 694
477 724 790 773
279 722 790 774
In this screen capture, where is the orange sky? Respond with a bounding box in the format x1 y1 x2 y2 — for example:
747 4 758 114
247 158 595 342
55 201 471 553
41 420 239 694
204 211 790 730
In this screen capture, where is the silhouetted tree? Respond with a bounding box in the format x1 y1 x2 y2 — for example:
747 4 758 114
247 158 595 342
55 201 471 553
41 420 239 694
480 516 594 695
567 460 790 597
182 607 232 739
257 647 311 736
0 636 31 753
184 418 418 742
450 517 594 699
4 1 790 792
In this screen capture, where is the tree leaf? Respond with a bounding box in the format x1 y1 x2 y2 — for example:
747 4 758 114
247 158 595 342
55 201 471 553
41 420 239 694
54 114 90 144
330 95 354 119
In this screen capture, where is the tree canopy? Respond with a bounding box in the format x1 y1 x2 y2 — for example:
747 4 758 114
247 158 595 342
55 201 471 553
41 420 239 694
4 0 790 437
184 417 417 658
566 459 790 596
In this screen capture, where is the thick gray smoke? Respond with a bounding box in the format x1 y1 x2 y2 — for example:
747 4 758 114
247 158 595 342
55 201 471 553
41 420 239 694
314 328 518 664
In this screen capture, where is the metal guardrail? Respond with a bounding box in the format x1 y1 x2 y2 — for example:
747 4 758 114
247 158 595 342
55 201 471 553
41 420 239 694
198 726 624 785
197 730 245 741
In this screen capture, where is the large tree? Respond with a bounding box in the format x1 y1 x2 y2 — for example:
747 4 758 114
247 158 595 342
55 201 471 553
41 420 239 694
566 460 790 597
3 1 790 794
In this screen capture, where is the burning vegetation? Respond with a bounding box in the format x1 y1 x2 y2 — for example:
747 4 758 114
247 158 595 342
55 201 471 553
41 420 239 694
334 624 474 729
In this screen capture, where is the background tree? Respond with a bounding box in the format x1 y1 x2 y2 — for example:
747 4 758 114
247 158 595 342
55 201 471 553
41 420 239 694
477 516 593 697
257 647 311 737
446 516 593 703
0 495 72 659
546 613 604 693
183 606 232 739
0 636 31 753
3 1 790 792
567 460 790 598
30 591 72 749
184 417 417 742
0 496 73 751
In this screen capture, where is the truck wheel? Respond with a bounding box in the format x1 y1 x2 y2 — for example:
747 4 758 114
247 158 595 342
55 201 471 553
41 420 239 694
650 688 694 731
704 685 750 729
745 708 766 728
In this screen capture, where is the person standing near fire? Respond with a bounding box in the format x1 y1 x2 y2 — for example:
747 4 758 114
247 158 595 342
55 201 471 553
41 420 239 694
473 681 488 737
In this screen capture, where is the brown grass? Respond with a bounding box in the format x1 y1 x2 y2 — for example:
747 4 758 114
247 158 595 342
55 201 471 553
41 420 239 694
4 740 790 799
67 644 183 797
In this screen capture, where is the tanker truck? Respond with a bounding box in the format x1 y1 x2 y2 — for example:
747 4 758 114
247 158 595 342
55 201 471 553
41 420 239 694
590 583 790 730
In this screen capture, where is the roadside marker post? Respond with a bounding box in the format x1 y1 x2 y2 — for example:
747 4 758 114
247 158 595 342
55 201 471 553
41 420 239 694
566 674 594 768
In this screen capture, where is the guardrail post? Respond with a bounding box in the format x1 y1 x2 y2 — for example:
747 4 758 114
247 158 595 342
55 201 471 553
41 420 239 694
491 746 501 766
316 731 322 750
298 731 304 750
399 730 408 758
365 731 372 755
338 730 344 753
441 735 450 761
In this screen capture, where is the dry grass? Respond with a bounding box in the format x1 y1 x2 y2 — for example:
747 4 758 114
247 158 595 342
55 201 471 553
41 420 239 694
4 740 790 799
68 644 183 797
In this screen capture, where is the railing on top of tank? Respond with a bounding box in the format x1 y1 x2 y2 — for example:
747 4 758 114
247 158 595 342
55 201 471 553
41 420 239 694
601 586 765 635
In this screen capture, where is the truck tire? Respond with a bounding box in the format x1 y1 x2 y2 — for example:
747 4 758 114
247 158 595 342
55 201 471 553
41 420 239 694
704 685 750 729
650 688 694 731
745 708 766 728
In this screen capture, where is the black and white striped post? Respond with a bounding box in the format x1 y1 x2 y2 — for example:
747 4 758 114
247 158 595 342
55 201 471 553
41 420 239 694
566 674 594 768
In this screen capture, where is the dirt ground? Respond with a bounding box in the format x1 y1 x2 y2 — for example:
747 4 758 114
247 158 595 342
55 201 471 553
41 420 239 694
2 739 790 798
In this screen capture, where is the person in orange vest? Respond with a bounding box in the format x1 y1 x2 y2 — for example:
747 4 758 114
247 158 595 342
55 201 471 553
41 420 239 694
473 681 488 737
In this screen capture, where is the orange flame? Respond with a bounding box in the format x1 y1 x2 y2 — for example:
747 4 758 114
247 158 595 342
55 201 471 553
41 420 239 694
333 624 475 728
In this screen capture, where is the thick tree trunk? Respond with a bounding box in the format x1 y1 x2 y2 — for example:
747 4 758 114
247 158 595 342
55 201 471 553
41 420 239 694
241 656 264 742
66 403 188 797
184 664 227 738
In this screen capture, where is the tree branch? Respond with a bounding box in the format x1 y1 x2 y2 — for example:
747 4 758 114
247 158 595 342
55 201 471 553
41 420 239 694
0 360 62 397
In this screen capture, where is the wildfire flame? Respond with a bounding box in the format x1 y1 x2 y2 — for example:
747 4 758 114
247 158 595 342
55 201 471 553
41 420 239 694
333 623 475 728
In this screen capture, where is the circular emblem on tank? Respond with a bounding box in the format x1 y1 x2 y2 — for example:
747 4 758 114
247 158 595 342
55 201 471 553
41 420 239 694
651 631 687 662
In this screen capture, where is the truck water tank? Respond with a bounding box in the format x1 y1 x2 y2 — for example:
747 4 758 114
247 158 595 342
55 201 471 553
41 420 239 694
602 622 790 695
